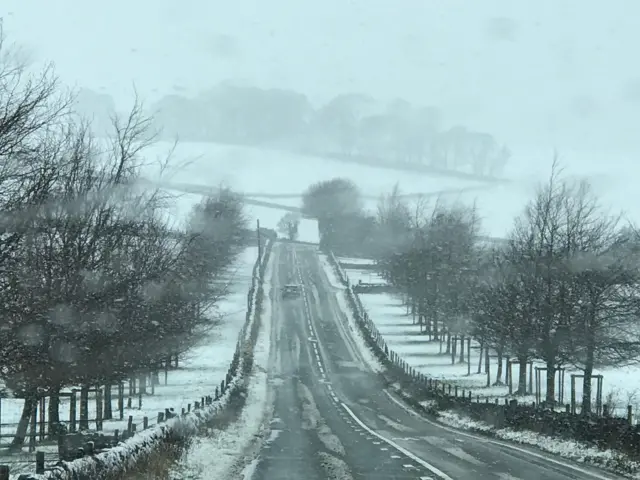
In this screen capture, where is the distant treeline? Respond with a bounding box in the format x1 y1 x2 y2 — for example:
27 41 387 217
148 83 511 178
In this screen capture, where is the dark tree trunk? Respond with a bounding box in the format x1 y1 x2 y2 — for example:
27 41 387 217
433 313 439 341
545 361 556 404
104 384 113 420
139 373 147 394
48 388 61 438
485 347 491 387
451 335 457 364
517 356 528 395
10 394 37 450
494 350 504 385
459 335 466 363
582 337 595 415
79 385 89 430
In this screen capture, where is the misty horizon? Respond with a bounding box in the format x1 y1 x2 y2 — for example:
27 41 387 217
3 0 640 154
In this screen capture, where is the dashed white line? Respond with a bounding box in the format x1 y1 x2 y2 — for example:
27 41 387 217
381 390 617 480
341 403 453 480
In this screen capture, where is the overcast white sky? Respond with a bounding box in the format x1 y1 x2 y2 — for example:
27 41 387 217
3 0 640 154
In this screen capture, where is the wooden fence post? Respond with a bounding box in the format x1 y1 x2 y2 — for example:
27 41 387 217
35 451 45 473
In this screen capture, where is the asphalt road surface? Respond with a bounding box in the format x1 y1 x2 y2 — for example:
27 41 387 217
247 242 624 480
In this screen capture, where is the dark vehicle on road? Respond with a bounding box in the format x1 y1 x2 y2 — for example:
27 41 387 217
281 284 302 299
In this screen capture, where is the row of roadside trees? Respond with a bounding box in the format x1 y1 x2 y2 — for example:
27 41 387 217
301 169 640 414
0 34 247 447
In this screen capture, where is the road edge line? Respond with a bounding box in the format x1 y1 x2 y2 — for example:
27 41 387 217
382 390 618 480
340 402 453 480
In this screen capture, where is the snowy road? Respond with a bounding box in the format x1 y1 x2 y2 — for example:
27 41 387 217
246 243 624 480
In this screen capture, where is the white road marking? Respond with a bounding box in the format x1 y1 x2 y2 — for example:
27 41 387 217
442 446 485 466
341 403 453 480
382 390 620 480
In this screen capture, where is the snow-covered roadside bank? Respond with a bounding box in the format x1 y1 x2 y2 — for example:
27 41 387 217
387 384 640 479
323 251 640 479
169 246 276 480
438 409 640 478
319 253 383 374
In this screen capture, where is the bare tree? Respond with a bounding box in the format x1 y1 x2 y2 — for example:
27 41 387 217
0 29 73 296
277 212 300 241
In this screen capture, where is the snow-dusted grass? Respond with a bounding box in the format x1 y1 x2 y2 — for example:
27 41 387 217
141 141 485 200
436 410 640 478
0 246 263 480
342 263 640 419
337 256 376 266
16 241 273 480
169 255 275 480
341 267 386 285
140 141 640 239
0 247 260 450
330 252 640 478
319 254 383 374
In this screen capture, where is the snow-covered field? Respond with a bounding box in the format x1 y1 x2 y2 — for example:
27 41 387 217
141 141 486 198
337 256 385 285
342 266 640 420
245 204 320 244
156 187 320 244
0 246 259 457
140 141 533 239
140 141 640 240
341 268 386 286
338 257 376 266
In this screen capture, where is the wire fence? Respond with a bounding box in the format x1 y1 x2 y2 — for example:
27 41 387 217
327 251 640 460
0 239 274 478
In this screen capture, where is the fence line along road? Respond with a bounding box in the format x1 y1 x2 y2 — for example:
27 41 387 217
326 251 640 463
0 239 274 479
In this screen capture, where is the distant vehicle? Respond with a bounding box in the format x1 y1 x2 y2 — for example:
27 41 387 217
281 284 302 299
